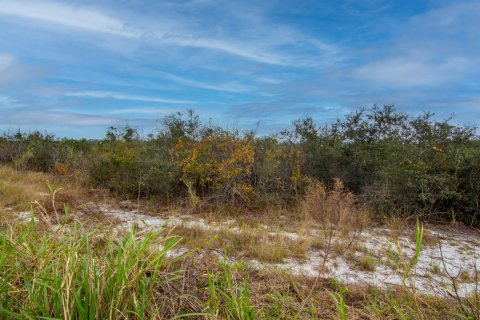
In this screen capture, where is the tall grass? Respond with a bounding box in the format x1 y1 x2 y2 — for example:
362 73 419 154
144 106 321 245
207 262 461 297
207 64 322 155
0 220 199 319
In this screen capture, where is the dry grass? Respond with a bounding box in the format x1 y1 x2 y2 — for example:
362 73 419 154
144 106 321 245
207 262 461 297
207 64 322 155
358 255 377 271
0 165 53 208
0 165 104 219
173 224 312 263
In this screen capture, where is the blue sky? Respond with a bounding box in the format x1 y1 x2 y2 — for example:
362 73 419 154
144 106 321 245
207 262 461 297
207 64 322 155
0 0 479 138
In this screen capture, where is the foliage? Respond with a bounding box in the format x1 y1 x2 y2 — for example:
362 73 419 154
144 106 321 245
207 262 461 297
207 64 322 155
1 106 479 224
174 132 255 204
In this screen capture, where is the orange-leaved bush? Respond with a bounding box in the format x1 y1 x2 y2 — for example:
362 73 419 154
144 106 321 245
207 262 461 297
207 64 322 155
174 133 255 204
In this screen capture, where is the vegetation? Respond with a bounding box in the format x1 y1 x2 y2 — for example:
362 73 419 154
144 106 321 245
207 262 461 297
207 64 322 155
1 137 480 318
1 105 478 225
301 178 369 265
0 222 191 319
1 217 479 319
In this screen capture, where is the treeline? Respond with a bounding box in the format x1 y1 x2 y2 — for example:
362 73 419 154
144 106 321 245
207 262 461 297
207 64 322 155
1 106 479 225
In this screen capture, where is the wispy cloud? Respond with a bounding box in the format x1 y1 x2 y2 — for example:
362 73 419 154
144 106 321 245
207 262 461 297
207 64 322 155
0 107 122 126
108 107 176 115
0 1 339 67
158 71 250 93
0 0 139 37
0 95 20 108
226 99 335 119
410 1 480 35
353 56 471 88
163 36 291 66
1 0 479 137
349 1 480 91
64 91 194 104
342 0 393 17
0 53 42 87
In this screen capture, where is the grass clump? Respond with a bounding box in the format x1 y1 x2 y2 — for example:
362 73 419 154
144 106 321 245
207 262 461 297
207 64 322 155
431 263 441 275
207 261 256 319
359 255 376 271
460 270 472 282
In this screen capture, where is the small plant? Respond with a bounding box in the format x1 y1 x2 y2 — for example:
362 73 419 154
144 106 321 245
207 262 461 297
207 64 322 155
385 243 401 270
460 269 472 282
207 261 256 320
329 287 347 320
360 255 376 271
402 219 424 284
431 263 441 274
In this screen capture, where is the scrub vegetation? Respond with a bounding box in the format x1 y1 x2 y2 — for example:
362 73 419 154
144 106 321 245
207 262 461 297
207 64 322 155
1 105 480 319
1 105 479 224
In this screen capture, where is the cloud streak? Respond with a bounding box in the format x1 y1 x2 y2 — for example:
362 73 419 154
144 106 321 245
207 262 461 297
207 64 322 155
0 0 339 67
108 107 177 115
0 0 139 37
353 56 471 88
0 107 122 126
64 91 194 104
157 71 250 93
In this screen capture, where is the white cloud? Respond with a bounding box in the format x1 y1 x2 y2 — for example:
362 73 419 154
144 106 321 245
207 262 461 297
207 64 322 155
410 1 480 35
0 54 16 72
64 91 194 104
0 0 140 37
342 0 393 17
158 71 250 93
0 108 122 126
350 0 480 90
0 1 339 67
0 53 43 87
108 107 176 115
164 36 290 66
353 57 471 87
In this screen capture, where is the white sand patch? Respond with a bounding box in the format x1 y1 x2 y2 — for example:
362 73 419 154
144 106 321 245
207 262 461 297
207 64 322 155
13 211 39 223
99 205 480 297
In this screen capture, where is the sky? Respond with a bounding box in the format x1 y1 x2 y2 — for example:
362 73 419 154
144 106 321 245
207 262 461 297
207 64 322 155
0 0 479 138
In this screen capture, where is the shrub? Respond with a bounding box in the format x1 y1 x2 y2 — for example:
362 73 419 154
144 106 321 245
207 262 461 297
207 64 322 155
302 178 369 265
173 132 255 205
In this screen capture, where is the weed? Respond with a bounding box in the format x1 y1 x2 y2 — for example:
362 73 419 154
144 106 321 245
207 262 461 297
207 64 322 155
402 219 424 284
